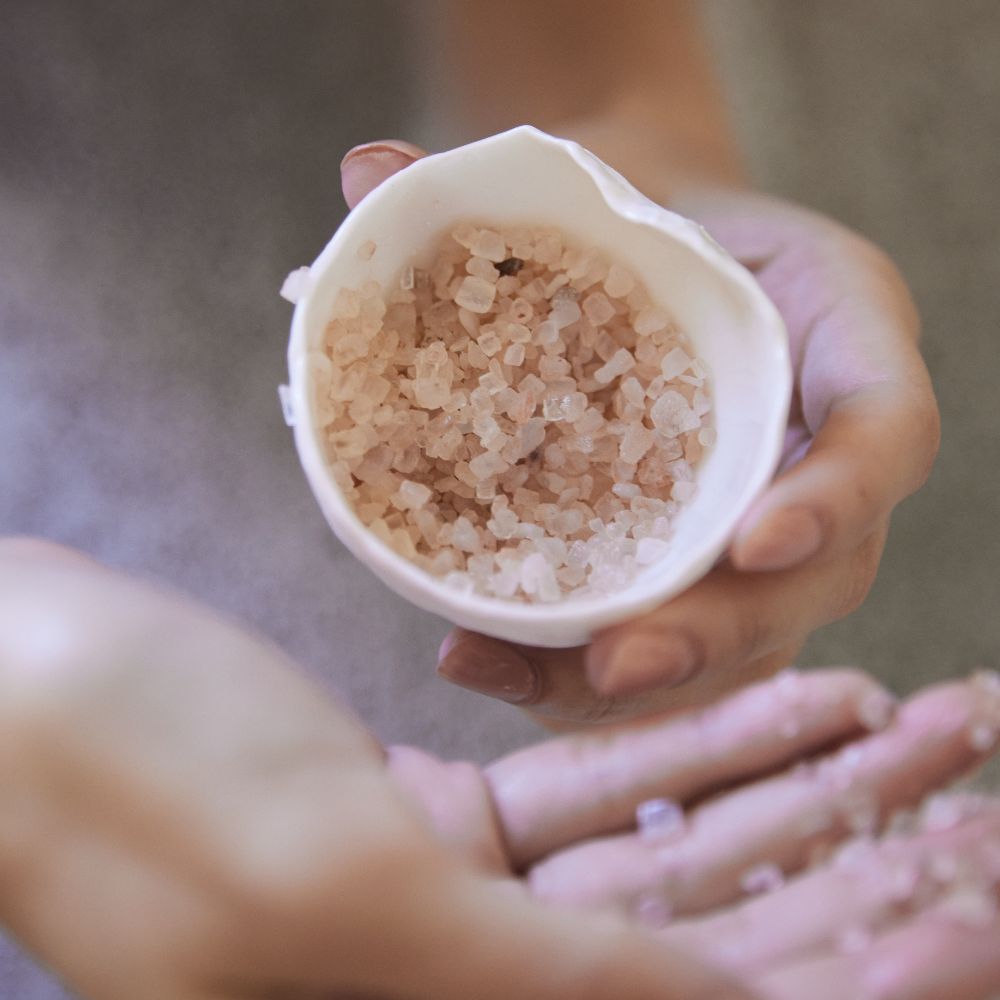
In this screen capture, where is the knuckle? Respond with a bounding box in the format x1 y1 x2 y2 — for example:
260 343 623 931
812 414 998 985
732 605 780 664
831 534 883 620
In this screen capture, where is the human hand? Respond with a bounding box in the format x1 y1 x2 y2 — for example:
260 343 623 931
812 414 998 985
3 540 997 1000
338 139 940 723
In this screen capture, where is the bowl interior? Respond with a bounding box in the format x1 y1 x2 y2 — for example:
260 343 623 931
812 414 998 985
289 128 789 646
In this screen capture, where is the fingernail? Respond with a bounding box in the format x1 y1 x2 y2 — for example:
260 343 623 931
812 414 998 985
437 639 538 704
340 141 421 208
735 506 824 572
589 630 699 696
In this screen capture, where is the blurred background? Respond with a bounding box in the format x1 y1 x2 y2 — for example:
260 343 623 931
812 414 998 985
2 1 998 995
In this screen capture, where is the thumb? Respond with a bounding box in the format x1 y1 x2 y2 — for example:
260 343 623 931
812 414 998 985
340 139 427 209
388 874 759 1000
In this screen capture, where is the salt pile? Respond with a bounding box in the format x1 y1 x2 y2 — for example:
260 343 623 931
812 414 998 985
313 223 713 602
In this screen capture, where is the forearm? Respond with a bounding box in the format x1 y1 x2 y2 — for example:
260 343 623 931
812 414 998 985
441 0 746 199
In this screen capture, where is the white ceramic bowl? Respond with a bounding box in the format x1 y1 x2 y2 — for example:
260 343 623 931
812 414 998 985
285 126 790 648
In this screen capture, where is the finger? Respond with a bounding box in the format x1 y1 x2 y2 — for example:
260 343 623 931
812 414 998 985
731 386 939 573
377 873 760 1000
487 668 893 867
666 798 1000 975
755 893 1000 1000
730 226 939 573
438 533 879 710
340 139 427 209
524 677 999 914
585 526 884 697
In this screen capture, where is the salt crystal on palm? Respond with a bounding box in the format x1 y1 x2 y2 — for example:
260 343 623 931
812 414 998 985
635 798 685 842
740 862 784 895
671 481 697 503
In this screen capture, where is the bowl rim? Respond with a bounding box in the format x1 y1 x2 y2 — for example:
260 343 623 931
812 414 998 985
287 126 791 640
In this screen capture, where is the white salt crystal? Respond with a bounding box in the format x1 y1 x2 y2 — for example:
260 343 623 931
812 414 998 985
279 266 311 304
450 516 481 554
636 537 670 565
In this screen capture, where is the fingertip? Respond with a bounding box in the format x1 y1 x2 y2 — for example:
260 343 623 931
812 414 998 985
340 140 425 209
436 633 539 705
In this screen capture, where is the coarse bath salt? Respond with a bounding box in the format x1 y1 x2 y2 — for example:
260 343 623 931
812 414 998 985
312 223 713 603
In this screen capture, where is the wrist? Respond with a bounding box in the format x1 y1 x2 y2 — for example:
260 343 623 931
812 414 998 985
554 95 750 207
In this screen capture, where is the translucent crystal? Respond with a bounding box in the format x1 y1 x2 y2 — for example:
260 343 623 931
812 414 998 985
635 798 685 843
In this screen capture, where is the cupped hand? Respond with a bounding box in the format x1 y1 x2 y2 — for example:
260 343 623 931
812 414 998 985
338 139 940 724
3 540 998 1000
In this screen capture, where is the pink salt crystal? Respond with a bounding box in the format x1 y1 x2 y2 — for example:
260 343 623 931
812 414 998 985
501 341 525 368
620 424 654 464
603 263 635 298
478 330 502 357
634 305 670 336
582 291 617 326
534 320 559 346
650 391 699 436
594 348 634 385
660 346 692 381
332 287 362 319
467 255 500 282
621 376 646 407
455 275 497 314
549 299 582 329
331 332 368 367
469 451 509 479
413 378 452 410
470 228 507 263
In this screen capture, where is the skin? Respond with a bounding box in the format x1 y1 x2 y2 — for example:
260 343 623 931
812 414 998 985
1 538 998 999
367 0 943 723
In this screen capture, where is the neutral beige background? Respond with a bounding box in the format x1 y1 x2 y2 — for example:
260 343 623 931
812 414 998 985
2 2 998 995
